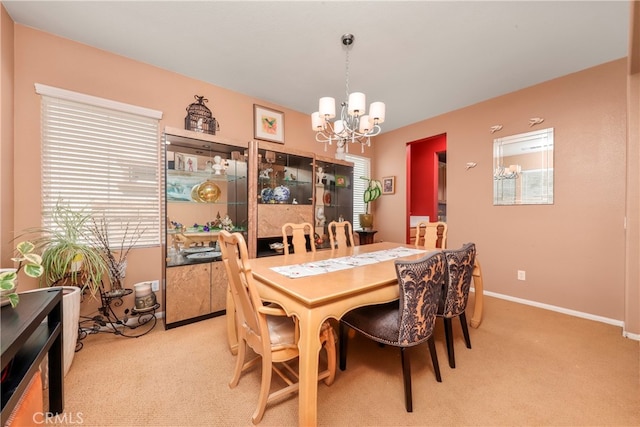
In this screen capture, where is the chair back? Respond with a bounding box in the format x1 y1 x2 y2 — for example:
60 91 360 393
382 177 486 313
219 230 269 355
440 243 477 318
328 220 354 249
415 221 447 249
394 251 446 346
281 222 316 255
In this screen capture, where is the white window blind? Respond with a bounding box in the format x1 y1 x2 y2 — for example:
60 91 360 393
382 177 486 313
345 154 370 230
39 88 162 247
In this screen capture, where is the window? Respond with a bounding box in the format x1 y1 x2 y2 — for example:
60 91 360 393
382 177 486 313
36 84 163 247
345 154 370 230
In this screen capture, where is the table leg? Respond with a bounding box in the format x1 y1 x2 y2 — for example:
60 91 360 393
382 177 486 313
296 310 323 427
470 258 484 328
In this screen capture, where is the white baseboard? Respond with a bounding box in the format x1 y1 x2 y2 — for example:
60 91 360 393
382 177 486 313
471 287 638 341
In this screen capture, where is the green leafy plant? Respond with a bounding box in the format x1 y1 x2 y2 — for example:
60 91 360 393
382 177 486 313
0 241 44 307
360 176 382 214
18 200 108 298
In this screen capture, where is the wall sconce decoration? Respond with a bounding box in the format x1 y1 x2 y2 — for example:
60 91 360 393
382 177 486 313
185 95 220 135
529 117 544 127
490 125 503 133
466 162 477 170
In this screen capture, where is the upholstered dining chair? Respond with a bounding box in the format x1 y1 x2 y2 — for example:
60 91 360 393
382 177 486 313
327 220 355 249
438 242 477 369
219 230 336 424
339 251 446 412
281 222 316 255
414 221 448 249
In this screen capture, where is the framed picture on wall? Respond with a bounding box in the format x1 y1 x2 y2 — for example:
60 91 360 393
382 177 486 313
382 176 395 194
254 105 285 144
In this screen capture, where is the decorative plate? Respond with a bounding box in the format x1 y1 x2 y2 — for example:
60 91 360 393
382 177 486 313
186 251 222 259
183 247 215 254
323 191 331 206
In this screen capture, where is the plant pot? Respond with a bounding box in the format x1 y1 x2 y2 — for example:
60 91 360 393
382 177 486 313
27 286 81 386
359 214 374 230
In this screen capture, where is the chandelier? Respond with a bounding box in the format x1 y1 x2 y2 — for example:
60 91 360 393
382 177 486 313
311 34 385 158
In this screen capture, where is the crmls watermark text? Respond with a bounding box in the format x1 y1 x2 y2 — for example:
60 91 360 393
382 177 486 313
33 412 84 424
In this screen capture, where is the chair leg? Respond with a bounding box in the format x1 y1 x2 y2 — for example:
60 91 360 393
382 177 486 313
229 338 246 388
443 317 456 368
339 322 349 371
251 354 273 424
400 347 413 412
427 337 442 382
459 312 472 349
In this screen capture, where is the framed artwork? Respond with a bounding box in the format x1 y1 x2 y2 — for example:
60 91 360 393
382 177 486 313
184 155 198 172
335 175 347 187
382 176 395 194
254 104 284 144
175 153 185 171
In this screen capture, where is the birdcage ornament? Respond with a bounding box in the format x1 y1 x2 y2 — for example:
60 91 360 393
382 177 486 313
185 95 220 135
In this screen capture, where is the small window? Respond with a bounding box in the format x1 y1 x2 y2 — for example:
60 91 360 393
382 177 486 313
345 154 370 230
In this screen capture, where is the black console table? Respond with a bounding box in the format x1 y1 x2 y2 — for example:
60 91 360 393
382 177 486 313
1 288 64 425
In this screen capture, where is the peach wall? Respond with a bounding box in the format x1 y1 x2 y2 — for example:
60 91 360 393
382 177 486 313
373 59 631 328
1 4 14 266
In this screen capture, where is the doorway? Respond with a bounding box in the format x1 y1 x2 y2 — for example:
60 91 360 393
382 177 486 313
406 134 447 243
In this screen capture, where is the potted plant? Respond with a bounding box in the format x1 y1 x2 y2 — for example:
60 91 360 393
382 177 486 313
359 176 382 230
19 200 108 298
0 241 44 307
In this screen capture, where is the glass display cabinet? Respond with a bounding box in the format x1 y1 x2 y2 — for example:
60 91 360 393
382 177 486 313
254 141 314 257
163 127 248 328
313 155 354 249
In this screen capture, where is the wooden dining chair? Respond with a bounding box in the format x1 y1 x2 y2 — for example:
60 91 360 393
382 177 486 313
327 220 355 249
438 242 476 369
281 222 316 255
414 221 448 249
339 251 446 412
219 230 336 424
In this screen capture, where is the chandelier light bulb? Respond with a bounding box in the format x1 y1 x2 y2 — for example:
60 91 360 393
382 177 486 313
347 92 366 116
319 97 336 119
311 112 324 131
369 102 385 123
359 115 371 133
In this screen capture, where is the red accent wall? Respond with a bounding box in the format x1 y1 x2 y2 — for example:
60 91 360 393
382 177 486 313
406 134 446 241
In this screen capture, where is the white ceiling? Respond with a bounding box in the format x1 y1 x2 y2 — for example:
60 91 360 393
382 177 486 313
3 1 630 132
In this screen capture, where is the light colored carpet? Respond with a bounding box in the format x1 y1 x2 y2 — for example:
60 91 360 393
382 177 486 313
46 295 639 426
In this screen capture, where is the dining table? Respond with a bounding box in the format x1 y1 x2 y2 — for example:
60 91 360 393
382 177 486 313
227 241 484 426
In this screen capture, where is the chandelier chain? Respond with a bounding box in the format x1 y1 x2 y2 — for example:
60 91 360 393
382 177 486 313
344 47 350 101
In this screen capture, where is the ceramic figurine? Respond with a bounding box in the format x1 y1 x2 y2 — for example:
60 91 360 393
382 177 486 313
212 155 226 175
316 166 325 184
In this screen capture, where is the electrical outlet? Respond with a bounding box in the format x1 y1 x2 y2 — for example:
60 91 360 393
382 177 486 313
151 280 160 292
517 270 526 281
